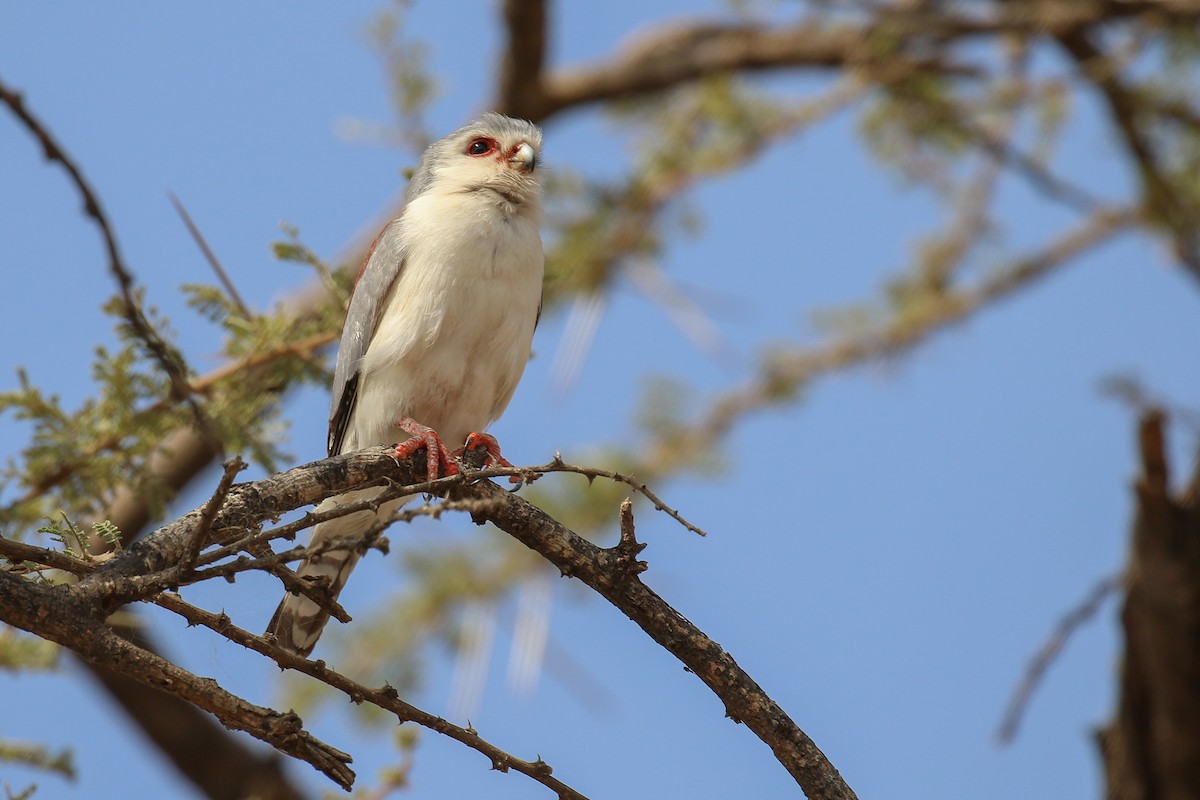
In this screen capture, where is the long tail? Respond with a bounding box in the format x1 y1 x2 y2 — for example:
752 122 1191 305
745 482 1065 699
266 488 399 656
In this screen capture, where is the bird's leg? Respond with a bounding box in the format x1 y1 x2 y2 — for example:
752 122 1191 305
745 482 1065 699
393 418 458 481
458 432 522 484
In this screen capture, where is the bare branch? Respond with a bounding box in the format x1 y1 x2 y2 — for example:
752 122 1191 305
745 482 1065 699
1056 29 1200 279
1099 410 1200 798
515 456 708 536
538 20 971 117
645 205 1137 471
996 572 1122 744
180 457 247 573
460 479 856 800
0 571 354 789
153 593 591 800
85 617 313 800
169 192 253 318
0 75 214 441
8 447 854 797
0 536 95 576
497 0 548 119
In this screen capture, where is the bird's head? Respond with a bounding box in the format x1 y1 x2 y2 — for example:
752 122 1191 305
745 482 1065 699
406 112 543 213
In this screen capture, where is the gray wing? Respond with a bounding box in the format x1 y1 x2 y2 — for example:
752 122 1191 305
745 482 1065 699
327 217 407 457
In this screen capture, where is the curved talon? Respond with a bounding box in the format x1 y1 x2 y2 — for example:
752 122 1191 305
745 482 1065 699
392 418 457 482
458 432 523 485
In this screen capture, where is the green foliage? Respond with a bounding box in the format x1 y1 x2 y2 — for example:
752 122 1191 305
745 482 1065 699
27 513 122 561
1163 23 1200 67
92 519 122 551
0 739 75 782
366 4 436 124
0 335 177 533
1029 79 1070 164
545 75 806 310
36 512 90 559
1 228 345 540
0 628 58 671
271 222 353 310
860 73 974 174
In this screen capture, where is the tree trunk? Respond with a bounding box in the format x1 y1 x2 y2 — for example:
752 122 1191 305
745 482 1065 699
1100 411 1200 800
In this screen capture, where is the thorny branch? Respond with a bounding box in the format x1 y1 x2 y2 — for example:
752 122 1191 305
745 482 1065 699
454 478 855 799
0 450 854 799
153 593 590 800
180 457 247 573
0 569 356 790
6 2 1200 798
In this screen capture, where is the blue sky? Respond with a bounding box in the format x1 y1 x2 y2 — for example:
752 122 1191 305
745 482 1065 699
3 3 1199 799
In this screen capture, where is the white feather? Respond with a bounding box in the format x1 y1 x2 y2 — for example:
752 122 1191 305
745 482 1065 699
266 113 544 656
347 187 543 452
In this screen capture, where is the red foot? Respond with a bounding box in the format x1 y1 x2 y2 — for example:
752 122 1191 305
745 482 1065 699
393 418 458 482
457 432 522 484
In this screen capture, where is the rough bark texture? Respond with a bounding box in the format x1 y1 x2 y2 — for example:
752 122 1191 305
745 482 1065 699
463 480 857 800
9 2 1200 796
87 622 305 800
0 449 856 799
1100 411 1200 800
0 571 354 790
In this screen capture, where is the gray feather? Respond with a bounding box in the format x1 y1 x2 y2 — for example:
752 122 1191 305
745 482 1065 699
273 112 543 656
327 112 542 457
404 112 542 202
327 219 407 456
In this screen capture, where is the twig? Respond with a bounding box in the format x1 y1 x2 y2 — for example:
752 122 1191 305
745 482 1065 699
178 457 246 574
450 458 708 537
1056 29 1200 278
898 81 1103 214
995 572 1123 744
0 332 335 522
0 75 213 440
60 447 849 795
192 471 461 571
462 479 857 799
189 331 335 394
168 192 253 318
0 571 356 789
0 536 95 576
188 545 308 584
639 205 1137 474
614 498 648 577
152 592 591 800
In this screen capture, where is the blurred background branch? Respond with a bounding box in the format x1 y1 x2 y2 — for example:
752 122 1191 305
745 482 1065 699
3 0 1200 798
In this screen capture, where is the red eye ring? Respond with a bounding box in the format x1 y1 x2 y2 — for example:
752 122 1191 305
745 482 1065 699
466 138 497 156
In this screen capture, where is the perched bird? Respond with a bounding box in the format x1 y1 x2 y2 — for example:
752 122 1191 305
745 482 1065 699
267 113 544 656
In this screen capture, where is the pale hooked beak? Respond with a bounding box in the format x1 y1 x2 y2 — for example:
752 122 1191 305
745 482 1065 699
509 141 537 173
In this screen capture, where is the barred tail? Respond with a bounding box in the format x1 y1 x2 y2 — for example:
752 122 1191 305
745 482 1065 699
265 489 399 656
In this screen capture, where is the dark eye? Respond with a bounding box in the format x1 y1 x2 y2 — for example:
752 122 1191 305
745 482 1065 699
466 138 496 156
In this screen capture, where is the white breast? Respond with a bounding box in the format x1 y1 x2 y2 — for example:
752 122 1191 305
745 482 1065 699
343 189 544 453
